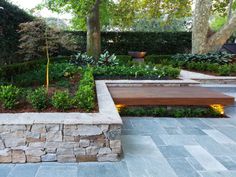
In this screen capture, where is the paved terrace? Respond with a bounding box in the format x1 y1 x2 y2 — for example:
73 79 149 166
0 86 236 177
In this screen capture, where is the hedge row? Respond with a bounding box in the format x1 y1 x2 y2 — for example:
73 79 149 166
0 57 68 80
62 31 192 55
0 0 34 64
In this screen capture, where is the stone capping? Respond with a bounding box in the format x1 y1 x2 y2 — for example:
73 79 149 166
105 79 200 87
0 80 122 125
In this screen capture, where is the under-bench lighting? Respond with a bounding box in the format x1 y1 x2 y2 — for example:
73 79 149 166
116 104 125 112
210 104 224 115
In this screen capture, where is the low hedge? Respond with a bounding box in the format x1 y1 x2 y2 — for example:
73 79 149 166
144 53 236 76
0 57 69 80
93 65 180 79
75 67 95 111
145 55 173 64
116 55 132 65
119 106 222 118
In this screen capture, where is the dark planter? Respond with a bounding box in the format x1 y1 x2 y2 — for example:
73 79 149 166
128 51 147 58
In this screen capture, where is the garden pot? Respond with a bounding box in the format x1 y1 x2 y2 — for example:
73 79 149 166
128 51 147 58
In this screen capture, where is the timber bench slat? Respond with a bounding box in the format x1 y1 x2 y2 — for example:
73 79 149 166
108 86 235 106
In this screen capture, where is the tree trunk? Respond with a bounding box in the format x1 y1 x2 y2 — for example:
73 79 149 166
192 0 236 54
87 0 101 60
192 0 212 54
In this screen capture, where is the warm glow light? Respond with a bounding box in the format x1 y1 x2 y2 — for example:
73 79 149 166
210 104 224 115
116 104 126 112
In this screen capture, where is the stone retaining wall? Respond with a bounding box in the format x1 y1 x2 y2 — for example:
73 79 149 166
0 124 121 163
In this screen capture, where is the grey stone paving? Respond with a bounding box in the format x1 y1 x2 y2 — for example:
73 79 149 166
0 87 236 177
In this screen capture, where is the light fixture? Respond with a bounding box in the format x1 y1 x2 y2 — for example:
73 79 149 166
210 104 224 115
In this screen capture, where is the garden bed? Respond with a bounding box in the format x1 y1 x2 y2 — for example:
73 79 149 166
144 53 236 76
0 80 123 163
0 65 97 113
119 106 225 118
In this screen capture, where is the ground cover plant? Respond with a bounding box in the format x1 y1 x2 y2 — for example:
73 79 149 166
119 106 224 118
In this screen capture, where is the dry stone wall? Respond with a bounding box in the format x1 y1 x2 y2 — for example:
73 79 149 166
0 124 121 163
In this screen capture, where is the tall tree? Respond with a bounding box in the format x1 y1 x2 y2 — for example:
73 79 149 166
192 0 236 54
45 0 111 59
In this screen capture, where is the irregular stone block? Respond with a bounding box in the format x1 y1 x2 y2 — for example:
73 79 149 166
79 139 90 148
26 155 41 163
12 150 26 163
93 137 105 147
57 148 74 155
31 125 46 133
59 142 75 149
25 148 45 156
106 130 121 140
46 124 61 132
7 125 26 132
110 140 121 149
74 136 80 142
0 148 11 163
74 147 86 156
29 142 45 149
86 146 99 155
76 155 97 162
97 154 119 162
77 125 103 136
41 153 57 162
98 147 112 155
4 137 25 147
44 142 59 153
46 131 62 142
63 136 75 142
26 132 40 142
57 155 76 163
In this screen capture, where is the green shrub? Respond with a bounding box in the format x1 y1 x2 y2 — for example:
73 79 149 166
0 85 20 109
27 87 48 111
119 106 222 118
116 55 133 65
145 55 173 64
51 91 72 111
218 65 231 76
75 67 95 111
10 62 73 87
0 57 68 81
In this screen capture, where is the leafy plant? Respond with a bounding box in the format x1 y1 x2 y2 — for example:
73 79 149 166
71 51 119 67
51 90 72 111
27 87 48 111
71 52 95 66
172 52 234 64
97 51 118 66
0 85 20 109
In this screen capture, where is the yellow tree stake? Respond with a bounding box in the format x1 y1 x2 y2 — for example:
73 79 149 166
45 27 50 91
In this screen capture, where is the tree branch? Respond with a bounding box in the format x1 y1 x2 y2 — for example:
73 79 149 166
207 12 236 50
